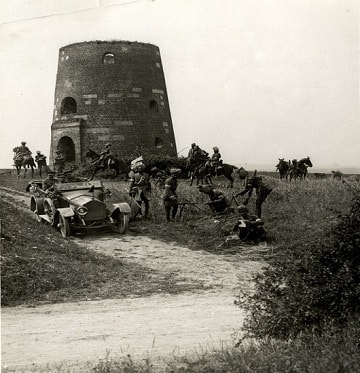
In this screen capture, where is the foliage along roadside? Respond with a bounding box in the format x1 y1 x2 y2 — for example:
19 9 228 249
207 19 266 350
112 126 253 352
239 183 360 339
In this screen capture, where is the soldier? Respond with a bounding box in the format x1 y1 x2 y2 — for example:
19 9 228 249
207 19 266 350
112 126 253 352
233 205 268 242
234 171 272 219
210 146 223 175
187 143 197 158
18 141 31 156
54 150 65 173
56 172 67 184
99 143 112 170
129 163 152 218
162 168 181 222
35 151 47 177
197 184 231 215
42 171 56 191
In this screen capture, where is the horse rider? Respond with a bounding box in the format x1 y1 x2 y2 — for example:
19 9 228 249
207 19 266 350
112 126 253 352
99 143 113 170
187 143 197 158
18 141 31 156
162 168 181 222
54 150 66 173
234 171 272 219
129 163 152 219
210 146 223 175
197 184 231 215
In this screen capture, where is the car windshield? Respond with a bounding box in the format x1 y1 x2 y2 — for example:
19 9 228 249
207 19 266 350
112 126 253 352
54 181 103 192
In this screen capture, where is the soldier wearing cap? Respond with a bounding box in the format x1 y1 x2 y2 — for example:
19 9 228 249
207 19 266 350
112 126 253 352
197 184 231 215
34 150 47 177
129 163 152 218
99 143 113 170
234 171 272 219
54 149 65 173
211 146 223 175
15 141 31 158
162 168 181 222
42 171 56 190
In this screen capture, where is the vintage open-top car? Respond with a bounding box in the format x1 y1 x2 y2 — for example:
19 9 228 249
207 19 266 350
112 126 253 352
28 180 131 237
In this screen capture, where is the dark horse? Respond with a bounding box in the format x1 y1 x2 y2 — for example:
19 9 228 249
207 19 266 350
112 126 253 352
85 149 127 180
13 149 36 178
189 159 237 188
276 158 290 180
289 157 313 181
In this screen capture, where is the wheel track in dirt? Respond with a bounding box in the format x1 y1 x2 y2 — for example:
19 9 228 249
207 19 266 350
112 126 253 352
1 186 266 372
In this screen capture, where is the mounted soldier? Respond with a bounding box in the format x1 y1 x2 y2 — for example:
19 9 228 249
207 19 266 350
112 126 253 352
210 146 223 176
99 143 113 170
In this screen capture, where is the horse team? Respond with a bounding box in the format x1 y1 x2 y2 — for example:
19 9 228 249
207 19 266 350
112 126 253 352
276 157 313 181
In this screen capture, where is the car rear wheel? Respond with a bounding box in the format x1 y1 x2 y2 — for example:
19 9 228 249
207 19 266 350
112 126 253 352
116 213 129 234
59 214 71 237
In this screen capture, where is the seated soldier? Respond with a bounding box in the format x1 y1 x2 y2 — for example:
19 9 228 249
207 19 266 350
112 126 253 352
197 184 232 214
42 171 56 191
233 205 268 242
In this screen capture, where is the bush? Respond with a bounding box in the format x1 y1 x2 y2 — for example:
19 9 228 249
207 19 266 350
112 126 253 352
240 184 360 339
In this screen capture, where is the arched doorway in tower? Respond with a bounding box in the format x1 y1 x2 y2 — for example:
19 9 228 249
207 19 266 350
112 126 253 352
57 136 75 162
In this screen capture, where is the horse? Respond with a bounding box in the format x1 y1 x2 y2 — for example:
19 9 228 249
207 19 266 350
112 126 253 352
85 149 127 180
191 161 237 188
289 157 313 181
276 158 290 180
13 151 36 178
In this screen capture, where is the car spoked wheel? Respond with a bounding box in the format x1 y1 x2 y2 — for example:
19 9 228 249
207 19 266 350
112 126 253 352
59 214 71 237
116 213 129 234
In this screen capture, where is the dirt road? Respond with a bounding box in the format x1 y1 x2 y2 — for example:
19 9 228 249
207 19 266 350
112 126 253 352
1 190 265 372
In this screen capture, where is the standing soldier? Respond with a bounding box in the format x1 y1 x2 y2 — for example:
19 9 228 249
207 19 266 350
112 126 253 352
129 163 152 219
234 171 272 219
35 151 47 177
162 168 181 222
53 150 65 174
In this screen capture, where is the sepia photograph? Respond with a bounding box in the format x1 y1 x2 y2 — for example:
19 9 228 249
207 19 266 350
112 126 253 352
1 0 359 372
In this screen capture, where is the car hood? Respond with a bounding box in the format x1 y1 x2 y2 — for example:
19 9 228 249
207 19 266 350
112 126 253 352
69 195 107 221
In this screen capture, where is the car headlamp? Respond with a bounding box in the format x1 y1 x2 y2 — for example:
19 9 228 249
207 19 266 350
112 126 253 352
76 206 88 216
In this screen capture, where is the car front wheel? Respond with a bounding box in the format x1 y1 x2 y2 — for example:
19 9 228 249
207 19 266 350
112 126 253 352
59 214 71 237
116 213 129 234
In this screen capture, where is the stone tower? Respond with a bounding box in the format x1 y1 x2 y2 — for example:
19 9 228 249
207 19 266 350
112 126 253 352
50 40 177 164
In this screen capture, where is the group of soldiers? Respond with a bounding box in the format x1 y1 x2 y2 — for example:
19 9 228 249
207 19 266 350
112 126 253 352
13 141 66 174
187 143 224 175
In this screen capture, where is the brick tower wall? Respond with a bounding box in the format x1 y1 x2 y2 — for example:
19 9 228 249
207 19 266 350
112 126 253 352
50 40 177 164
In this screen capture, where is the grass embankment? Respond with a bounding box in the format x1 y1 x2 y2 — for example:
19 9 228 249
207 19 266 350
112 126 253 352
0 197 201 306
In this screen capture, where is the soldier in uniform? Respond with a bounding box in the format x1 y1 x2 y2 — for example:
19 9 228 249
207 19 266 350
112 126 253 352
129 163 152 218
35 151 47 177
18 141 31 155
210 146 223 175
197 184 231 215
234 171 272 219
63 169 88 183
99 143 113 170
42 171 56 191
162 168 181 222
54 150 66 174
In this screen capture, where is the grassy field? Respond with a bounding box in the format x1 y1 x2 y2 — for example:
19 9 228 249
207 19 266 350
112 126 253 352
1 170 359 372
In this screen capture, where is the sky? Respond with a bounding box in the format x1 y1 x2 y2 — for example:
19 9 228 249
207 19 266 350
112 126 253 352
0 0 359 172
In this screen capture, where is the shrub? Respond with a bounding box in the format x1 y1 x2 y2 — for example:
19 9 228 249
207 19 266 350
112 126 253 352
240 184 360 339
